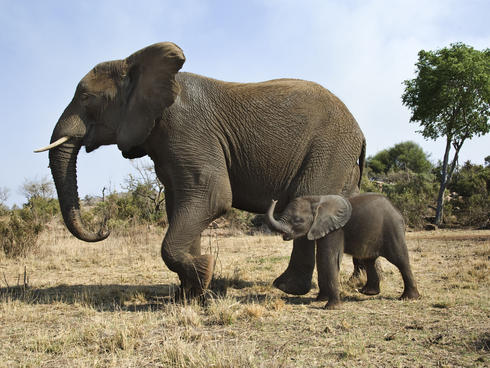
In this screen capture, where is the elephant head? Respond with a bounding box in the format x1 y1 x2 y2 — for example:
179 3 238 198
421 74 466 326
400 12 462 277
35 42 185 242
266 196 352 241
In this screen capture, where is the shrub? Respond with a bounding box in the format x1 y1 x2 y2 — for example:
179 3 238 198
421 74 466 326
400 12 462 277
447 161 490 228
362 170 437 229
222 208 257 232
89 191 167 230
25 196 60 224
0 209 43 258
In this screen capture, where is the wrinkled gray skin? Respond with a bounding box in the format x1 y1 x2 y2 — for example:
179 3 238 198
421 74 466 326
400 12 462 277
43 42 365 296
267 193 420 309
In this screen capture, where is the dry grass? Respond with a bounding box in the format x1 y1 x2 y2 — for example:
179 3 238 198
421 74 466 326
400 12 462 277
0 223 489 367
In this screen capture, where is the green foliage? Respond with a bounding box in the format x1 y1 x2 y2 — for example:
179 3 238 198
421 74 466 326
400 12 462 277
449 161 489 197
402 43 489 141
402 43 490 225
447 161 490 227
367 141 432 175
362 168 437 229
222 208 257 232
0 209 43 258
92 190 166 229
360 175 382 193
118 160 167 224
363 142 436 228
0 178 61 258
0 203 8 217
381 171 437 229
24 196 60 224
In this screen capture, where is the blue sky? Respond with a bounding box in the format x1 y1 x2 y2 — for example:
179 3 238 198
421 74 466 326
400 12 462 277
1 0 489 206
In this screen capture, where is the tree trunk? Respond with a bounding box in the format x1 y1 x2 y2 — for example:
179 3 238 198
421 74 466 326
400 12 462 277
435 136 452 226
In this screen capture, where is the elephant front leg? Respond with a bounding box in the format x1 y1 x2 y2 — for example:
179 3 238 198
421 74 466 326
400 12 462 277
316 231 344 309
161 204 222 298
273 237 315 295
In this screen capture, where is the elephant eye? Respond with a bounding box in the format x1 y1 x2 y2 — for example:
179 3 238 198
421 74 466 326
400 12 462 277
81 93 97 104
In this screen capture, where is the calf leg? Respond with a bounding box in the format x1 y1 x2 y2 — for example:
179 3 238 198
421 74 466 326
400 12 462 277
316 231 344 309
383 240 420 300
359 258 381 295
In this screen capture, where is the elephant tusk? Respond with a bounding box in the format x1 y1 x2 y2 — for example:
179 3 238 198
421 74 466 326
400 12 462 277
34 136 70 153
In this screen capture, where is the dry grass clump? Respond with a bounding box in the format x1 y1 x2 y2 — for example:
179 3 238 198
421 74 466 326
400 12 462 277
0 228 488 367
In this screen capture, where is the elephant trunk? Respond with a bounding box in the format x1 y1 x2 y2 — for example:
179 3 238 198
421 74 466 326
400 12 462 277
48 116 109 242
266 200 292 235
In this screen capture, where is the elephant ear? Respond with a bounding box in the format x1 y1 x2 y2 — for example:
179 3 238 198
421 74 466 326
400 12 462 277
307 195 352 240
117 42 185 154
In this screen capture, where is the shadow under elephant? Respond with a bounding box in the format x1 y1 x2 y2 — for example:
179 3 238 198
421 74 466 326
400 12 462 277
0 283 179 312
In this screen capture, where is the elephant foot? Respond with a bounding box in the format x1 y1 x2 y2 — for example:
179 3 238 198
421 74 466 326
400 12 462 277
174 286 206 303
400 288 420 300
178 254 215 299
192 254 215 290
316 293 329 302
323 299 342 310
273 271 311 295
359 286 380 296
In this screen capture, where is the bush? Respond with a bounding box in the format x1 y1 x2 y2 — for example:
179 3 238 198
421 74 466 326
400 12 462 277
0 204 8 217
447 161 490 228
0 209 43 258
222 208 257 232
25 196 60 224
89 191 167 230
362 170 437 229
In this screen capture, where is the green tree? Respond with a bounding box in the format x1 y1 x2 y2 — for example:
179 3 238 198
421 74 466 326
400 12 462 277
367 141 432 176
402 43 490 225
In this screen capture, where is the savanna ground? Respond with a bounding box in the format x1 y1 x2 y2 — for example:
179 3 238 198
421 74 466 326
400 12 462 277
0 223 489 367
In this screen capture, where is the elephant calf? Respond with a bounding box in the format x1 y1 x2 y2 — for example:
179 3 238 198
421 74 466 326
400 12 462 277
266 193 420 309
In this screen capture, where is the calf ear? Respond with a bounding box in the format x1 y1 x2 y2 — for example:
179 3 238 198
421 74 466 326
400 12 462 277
307 195 352 240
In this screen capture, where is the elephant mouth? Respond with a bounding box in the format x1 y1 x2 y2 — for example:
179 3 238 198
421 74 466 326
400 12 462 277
282 233 294 241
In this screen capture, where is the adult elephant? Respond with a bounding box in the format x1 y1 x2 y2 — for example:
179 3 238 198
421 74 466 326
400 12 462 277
36 42 365 296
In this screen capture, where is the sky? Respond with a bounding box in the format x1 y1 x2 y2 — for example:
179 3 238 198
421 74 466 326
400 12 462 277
0 0 489 207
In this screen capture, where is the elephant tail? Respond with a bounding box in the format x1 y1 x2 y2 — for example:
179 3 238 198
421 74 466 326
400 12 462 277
358 137 366 189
